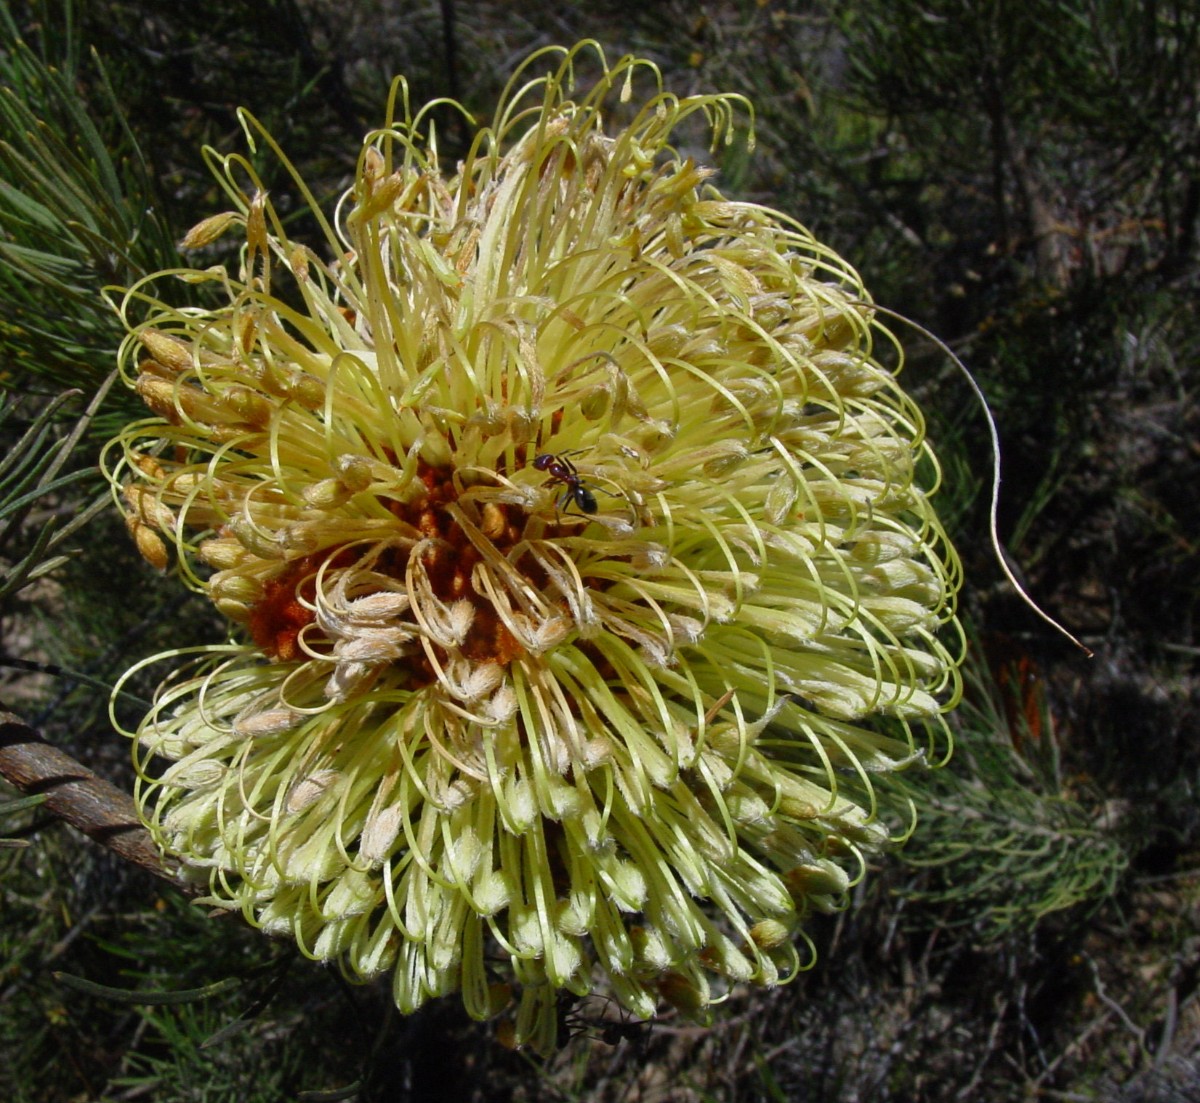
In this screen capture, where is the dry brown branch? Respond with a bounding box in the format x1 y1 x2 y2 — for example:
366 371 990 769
0 706 189 891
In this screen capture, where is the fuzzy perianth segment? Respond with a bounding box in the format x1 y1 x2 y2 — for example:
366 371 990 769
244 456 570 684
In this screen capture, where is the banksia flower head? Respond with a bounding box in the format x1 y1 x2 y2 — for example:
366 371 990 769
107 42 963 1051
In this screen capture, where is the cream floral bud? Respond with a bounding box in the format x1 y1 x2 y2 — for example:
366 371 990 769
138 328 193 374
178 210 241 251
125 516 169 571
749 918 792 951
107 41 963 1051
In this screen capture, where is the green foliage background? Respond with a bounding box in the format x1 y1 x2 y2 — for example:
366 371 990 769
2 1 1197 1100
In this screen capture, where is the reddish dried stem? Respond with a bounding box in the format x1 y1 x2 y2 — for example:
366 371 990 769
0 708 191 891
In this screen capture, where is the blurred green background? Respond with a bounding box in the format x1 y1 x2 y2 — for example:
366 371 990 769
2 1 1196 1099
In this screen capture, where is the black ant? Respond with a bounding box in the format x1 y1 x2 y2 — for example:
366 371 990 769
555 993 652 1050
533 452 599 515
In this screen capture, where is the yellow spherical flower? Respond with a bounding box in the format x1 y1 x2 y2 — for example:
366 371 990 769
107 43 963 1051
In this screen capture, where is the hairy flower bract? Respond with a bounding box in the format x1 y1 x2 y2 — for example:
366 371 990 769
107 43 964 1051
